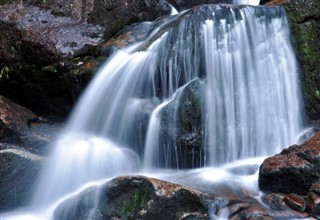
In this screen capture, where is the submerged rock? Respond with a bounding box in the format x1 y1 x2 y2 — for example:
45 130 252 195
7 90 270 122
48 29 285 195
0 148 43 211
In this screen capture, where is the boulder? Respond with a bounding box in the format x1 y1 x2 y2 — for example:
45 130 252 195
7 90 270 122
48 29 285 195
259 131 320 195
0 95 60 154
54 175 214 220
0 148 43 211
36 0 165 38
0 95 37 139
0 4 105 66
152 79 205 169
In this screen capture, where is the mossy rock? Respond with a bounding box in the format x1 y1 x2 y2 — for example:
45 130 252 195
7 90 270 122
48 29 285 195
54 176 211 220
285 0 320 121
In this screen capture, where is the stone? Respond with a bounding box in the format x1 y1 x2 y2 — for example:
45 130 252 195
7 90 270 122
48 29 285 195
261 193 286 210
284 193 307 212
0 95 37 140
0 4 105 66
54 175 214 220
0 95 60 154
0 148 43 211
307 191 320 219
284 0 320 121
156 79 205 169
259 131 320 195
35 0 165 38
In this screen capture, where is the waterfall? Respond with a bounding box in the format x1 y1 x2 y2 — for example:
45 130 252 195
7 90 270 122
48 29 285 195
4 4 305 219
36 4 304 187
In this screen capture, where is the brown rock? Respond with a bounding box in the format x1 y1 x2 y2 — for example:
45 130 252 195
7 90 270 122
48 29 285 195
0 95 36 139
262 193 286 210
307 192 320 219
259 132 320 195
54 175 215 220
284 193 307 212
0 4 105 65
0 95 60 154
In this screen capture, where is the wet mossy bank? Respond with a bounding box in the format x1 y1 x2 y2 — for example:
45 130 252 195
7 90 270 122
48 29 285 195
284 0 320 122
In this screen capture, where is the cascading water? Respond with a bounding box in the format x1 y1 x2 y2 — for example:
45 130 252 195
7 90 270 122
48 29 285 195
4 3 306 220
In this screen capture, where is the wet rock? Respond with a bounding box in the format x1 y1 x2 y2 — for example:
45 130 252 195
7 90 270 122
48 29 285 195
0 95 37 139
33 0 165 39
284 193 307 212
261 193 286 210
98 21 155 55
0 148 43 211
284 0 320 121
0 95 60 154
54 176 214 220
307 191 320 219
259 131 320 195
0 4 105 66
306 182 320 218
155 79 205 169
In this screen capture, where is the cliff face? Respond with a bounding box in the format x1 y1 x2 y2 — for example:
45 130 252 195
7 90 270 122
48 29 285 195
284 0 320 122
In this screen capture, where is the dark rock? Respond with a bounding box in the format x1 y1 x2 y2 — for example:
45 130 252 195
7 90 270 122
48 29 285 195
154 79 205 169
261 193 286 210
0 148 43 211
307 191 320 219
284 0 320 121
284 193 307 212
259 131 320 195
54 175 214 220
34 0 165 39
0 4 105 66
0 95 37 140
0 95 60 154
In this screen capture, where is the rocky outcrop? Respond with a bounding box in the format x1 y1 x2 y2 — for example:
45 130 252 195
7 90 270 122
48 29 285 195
158 79 205 169
259 131 320 195
284 0 320 121
0 95 37 139
0 148 43 211
54 176 214 220
0 4 105 66
54 174 314 219
0 95 60 154
259 131 320 218
0 1 168 117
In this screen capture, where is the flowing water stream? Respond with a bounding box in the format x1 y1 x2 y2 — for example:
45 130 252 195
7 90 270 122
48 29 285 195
3 2 307 220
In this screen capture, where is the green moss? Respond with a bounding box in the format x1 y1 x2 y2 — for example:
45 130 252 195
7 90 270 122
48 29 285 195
285 2 320 121
120 188 150 218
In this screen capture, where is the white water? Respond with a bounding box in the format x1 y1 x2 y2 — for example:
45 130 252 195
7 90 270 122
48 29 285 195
3 4 306 220
233 0 260 5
